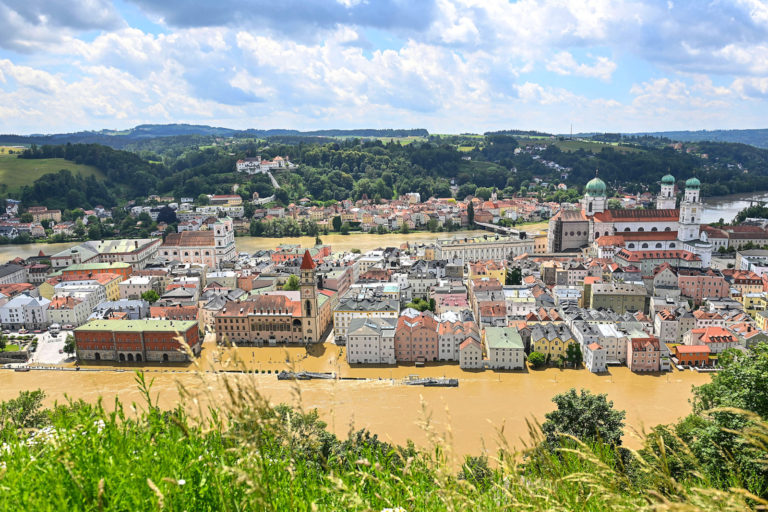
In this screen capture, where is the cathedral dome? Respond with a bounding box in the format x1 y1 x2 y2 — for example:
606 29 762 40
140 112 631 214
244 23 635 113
585 176 606 196
685 176 701 189
661 174 675 185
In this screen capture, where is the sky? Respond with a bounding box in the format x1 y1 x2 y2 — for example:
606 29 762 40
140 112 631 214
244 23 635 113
1 0 768 134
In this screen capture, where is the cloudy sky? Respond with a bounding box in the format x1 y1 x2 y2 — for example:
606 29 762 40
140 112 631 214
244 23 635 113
1 0 767 134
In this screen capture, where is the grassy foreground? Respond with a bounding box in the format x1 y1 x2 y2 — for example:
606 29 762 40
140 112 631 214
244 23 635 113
0 366 766 511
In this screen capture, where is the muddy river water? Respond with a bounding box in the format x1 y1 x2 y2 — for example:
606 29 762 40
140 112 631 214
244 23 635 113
0 341 711 457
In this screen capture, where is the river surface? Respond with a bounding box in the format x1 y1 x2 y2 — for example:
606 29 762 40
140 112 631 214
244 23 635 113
701 191 768 224
0 341 711 457
0 229 501 261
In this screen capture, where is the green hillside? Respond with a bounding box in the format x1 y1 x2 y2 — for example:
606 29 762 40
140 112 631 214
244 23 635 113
0 154 104 192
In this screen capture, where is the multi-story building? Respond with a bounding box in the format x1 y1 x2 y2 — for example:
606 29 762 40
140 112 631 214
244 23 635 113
435 235 534 263
50 239 162 269
119 276 163 300
333 292 399 342
437 319 480 361
159 218 236 267
675 345 711 367
584 342 607 373
595 323 629 363
0 263 27 285
346 317 397 365
459 338 483 369
654 309 678 343
590 283 647 314
0 294 50 330
48 296 90 327
530 323 576 361
684 326 741 354
627 337 662 372
677 268 729 305
74 319 200 362
483 327 525 370
394 310 439 363
60 262 133 280
215 251 332 345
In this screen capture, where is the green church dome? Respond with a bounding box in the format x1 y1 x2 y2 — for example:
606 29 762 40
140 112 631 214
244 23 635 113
585 176 606 196
685 176 700 189
661 174 675 185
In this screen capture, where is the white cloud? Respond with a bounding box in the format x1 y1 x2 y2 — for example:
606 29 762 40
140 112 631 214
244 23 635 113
546 51 616 80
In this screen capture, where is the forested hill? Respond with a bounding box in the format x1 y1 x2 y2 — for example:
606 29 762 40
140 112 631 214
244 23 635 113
0 125 429 149
633 129 768 149
11 132 768 210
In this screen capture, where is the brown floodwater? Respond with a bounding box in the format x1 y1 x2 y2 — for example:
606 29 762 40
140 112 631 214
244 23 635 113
2 339 711 459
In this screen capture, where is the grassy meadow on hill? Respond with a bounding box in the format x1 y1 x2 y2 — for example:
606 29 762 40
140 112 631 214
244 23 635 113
0 153 104 192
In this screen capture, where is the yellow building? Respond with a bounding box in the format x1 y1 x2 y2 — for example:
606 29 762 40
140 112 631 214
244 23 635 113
756 311 768 331
467 260 507 285
423 247 435 261
741 293 768 319
534 233 548 254
38 272 122 301
530 323 576 360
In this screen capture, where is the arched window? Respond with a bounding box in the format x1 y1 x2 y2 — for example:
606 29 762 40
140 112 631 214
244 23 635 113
664 227 671 231
119 353 125 362
624 227 630 232
651 227 658 232
691 216 695 222
163 354 169 362
305 300 312 316
589 202 593 213
638 227 645 232
670 243 676 248
576 231 581 236
136 354 142 362
642 243 649 248
628 243 635 248
127 353 134 362
95 352 100 360
655 243 662 248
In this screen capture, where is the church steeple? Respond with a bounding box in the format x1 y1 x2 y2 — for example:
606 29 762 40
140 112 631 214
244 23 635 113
300 250 319 342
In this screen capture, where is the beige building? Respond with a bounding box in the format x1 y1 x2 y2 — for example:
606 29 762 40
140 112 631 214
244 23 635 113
590 283 647 314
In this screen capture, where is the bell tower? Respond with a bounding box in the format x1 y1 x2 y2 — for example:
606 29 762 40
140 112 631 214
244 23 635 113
299 250 319 342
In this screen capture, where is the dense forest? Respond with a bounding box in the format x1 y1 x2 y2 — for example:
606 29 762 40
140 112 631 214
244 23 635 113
11 129 768 210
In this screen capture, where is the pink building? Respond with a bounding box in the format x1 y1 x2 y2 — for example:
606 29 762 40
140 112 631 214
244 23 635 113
627 337 661 372
677 269 729 305
435 294 469 315
394 311 439 363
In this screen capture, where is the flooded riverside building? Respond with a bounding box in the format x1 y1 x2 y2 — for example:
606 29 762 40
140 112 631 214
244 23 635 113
74 319 200 362
213 251 334 345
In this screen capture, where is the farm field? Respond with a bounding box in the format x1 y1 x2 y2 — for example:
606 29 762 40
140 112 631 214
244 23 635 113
0 154 104 191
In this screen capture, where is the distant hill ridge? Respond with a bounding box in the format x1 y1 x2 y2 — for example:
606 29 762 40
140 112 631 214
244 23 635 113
0 124 429 148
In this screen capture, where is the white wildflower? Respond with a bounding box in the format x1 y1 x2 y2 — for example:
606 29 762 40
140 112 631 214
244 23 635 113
177 479 186 486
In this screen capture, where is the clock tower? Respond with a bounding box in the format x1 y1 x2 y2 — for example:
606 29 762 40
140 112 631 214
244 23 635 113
300 250 319 343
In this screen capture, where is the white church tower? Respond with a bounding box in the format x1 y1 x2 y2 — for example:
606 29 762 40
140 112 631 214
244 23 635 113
678 177 701 242
657 173 676 210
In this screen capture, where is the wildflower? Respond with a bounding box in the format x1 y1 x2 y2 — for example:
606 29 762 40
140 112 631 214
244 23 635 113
178 479 186 486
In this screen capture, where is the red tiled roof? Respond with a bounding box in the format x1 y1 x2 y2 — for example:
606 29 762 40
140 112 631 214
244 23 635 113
593 209 679 222
300 249 316 270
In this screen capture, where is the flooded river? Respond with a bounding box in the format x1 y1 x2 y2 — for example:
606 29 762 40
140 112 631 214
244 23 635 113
0 341 711 457
701 191 768 224
0 229 498 262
